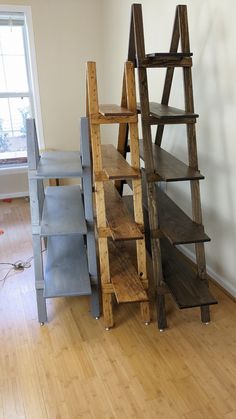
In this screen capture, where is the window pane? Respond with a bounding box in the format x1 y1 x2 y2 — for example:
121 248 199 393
0 25 24 55
0 25 28 92
0 97 30 153
0 51 7 92
0 15 33 164
2 56 28 92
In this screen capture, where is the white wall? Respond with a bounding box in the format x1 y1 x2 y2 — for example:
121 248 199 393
99 0 236 297
0 0 102 149
0 0 102 197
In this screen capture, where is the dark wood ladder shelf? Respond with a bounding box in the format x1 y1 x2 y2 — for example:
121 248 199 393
117 4 217 329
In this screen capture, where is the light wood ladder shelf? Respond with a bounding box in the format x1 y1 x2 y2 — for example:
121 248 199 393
86 60 150 329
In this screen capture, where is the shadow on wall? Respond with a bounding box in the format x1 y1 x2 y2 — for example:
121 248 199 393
192 1 236 290
194 1 236 223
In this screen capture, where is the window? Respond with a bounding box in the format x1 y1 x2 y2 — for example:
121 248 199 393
0 10 40 166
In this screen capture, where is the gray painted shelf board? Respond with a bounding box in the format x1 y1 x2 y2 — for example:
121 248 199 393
44 235 91 298
41 185 87 236
36 151 83 178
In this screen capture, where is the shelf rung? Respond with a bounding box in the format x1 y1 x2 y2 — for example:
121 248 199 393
109 241 148 303
146 52 193 58
136 54 192 68
99 104 135 117
139 140 204 182
98 144 140 180
36 151 82 178
104 182 143 241
41 185 87 236
161 238 217 309
154 186 210 245
44 235 91 298
137 102 198 124
124 182 210 245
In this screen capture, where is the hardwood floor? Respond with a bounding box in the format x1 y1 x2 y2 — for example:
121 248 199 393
0 198 236 418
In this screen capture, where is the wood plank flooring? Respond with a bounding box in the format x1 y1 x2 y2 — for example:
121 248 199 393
0 198 236 418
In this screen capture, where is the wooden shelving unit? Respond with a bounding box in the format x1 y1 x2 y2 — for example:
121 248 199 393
86 61 150 329
118 4 217 330
26 117 100 324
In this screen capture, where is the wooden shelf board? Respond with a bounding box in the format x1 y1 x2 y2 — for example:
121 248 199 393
155 186 210 245
99 104 135 117
139 140 204 181
161 238 217 309
146 52 193 58
104 182 143 241
36 151 82 178
137 102 198 122
137 53 192 68
123 183 210 245
44 235 91 298
101 144 140 180
41 185 87 236
109 241 148 303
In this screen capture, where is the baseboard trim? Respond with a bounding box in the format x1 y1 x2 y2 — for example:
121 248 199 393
179 244 236 300
0 191 29 200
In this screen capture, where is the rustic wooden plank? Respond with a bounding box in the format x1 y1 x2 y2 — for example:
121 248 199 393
115 69 129 192
101 144 140 180
139 140 204 181
86 61 113 328
109 241 148 303
137 102 198 120
132 3 165 329
155 186 210 245
161 238 217 309
137 56 192 68
179 4 210 319
125 62 149 325
155 6 181 145
104 182 143 241
99 104 135 116
124 183 210 246
90 114 137 125
146 52 192 58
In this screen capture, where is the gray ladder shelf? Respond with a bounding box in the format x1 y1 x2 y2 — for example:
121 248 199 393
27 117 100 324
118 3 217 330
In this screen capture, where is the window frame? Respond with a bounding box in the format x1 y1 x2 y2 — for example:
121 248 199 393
0 5 44 171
